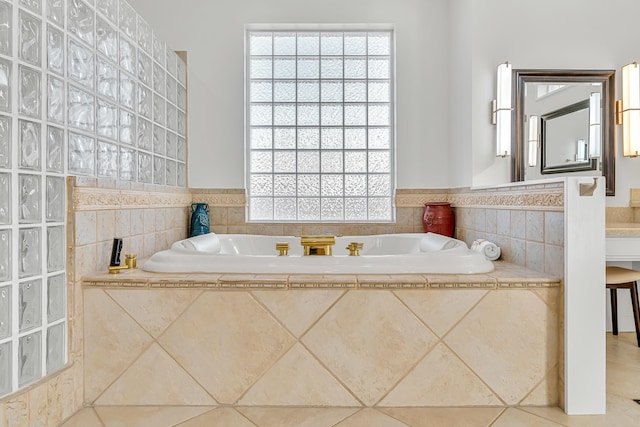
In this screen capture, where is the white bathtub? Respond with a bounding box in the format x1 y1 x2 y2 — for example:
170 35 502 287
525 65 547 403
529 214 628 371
143 232 494 274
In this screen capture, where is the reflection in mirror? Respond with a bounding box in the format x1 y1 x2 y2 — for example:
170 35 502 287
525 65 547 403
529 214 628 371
540 98 596 173
512 70 615 195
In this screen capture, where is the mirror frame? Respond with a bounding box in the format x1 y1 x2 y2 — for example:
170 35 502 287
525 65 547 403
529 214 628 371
511 69 616 195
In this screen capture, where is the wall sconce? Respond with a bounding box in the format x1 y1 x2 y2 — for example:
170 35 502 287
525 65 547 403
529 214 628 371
576 139 588 162
527 115 538 167
589 92 601 158
618 62 640 157
492 62 512 157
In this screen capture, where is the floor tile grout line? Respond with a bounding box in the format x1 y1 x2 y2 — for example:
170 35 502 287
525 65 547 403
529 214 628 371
518 407 572 427
91 406 108 427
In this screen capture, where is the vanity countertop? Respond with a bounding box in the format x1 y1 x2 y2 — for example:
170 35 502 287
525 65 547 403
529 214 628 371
606 222 640 236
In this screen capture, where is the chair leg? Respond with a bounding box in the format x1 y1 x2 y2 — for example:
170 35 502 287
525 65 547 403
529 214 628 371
630 282 640 347
611 287 619 335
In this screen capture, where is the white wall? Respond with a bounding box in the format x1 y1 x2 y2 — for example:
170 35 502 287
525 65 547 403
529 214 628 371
129 0 640 205
466 0 640 206
127 0 452 189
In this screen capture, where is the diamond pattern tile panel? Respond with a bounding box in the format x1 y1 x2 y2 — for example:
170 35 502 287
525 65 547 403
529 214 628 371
158 292 296 404
107 289 202 338
379 343 502 406
302 291 438 405
444 291 558 404
83 287 560 409
95 343 215 405
83 289 153 403
252 289 344 337
239 344 360 406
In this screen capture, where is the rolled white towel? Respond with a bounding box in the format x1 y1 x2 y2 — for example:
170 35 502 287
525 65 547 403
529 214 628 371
420 232 460 252
177 233 221 253
471 239 501 261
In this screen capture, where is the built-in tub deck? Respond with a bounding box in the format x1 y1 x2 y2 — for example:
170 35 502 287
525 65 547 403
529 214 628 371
82 262 562 409
84 260 559 289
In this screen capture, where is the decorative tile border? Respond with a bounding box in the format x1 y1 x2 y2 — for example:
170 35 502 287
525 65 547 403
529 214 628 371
82 265 561 290
72 186 192 211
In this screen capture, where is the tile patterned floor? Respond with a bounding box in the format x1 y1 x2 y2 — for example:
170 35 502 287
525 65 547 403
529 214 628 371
61 333 640 427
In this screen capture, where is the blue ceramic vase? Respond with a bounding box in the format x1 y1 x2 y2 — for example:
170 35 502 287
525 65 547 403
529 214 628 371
190 203 210 236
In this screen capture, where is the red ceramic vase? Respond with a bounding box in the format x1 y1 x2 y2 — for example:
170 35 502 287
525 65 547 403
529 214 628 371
422 202 455 237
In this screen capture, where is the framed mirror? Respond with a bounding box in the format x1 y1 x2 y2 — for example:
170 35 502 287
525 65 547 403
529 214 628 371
512 70 615 195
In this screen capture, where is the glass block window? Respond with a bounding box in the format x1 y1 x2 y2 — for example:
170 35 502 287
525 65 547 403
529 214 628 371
247 30 394 222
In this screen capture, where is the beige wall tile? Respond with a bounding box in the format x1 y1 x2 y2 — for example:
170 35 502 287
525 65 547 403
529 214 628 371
158 292 295 404
115 210 131 238
526 241 545 272
445 291 558 404
3 393 29 426
28 384 47 427
526 211 544 243
143 233 156 258
75 212 97 246
473 208 486 232
46 375 63 427
545 212 564 246
227 207 246 225
227 225 247 234
130 209 145 235
106 289 202 338
302 291 438 405
510 238 526 266
497 209 510 236
413 207 425 229
395 289 488 337
252 290 344 337
211 207 227 226
396 207 413 228
83 289 153 403
96 211 115 243
155 209 166 231
520 366 559 406
239 344 359 406
143 209 156 234
380 343 502 406
73 244 97 279
510 211 526 239
485 209 497 234
95 343 215 405
545 244 564 277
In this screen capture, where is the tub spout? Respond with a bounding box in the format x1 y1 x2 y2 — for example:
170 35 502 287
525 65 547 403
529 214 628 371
275 242 289 256
301 235 335 256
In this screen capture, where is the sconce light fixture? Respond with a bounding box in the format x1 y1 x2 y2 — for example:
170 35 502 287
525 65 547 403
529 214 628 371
527 115 538 167
589 92 601 158
618 62 640 157
492 62 512 157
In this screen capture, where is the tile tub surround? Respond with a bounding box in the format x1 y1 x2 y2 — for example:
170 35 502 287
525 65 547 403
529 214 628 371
82 262 561 409
190 183 565 275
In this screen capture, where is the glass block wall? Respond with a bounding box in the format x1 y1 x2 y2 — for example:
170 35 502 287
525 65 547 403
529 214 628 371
247 30 394 222
0 0 187 398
